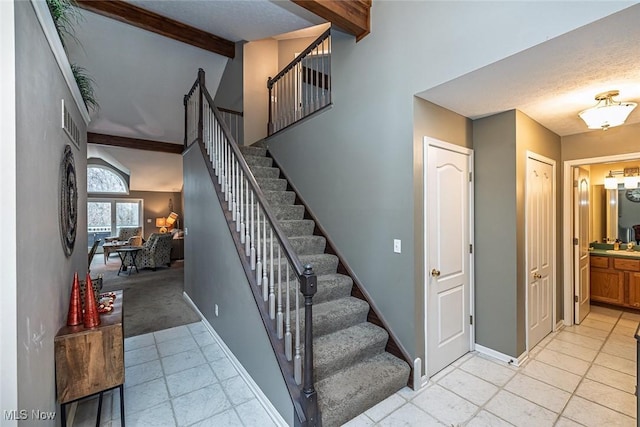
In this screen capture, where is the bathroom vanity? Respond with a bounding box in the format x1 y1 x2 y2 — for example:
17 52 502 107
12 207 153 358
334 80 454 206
590 250 640 309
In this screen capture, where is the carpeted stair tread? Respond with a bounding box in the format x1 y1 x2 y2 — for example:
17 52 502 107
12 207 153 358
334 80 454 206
264 190 296 205
286 273 353 307
279 219 315 236
288 235 326 255
297 253 339 276
244 154 273 168
237 145 410 425
263 235 326 257
316 352 411 426
292 297 369 339
255 177 288 191
250 166 280 179
238 145 267 157
312 322 389 382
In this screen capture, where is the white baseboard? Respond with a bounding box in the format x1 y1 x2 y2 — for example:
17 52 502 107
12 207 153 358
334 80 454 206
474 344 526 367
183 292 288 427
555 320 565 331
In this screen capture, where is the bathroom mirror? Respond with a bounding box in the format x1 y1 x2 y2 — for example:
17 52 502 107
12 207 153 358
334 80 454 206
594 184 640 243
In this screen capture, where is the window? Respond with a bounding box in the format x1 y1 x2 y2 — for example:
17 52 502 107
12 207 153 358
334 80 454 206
88 199 143 250
87 165 128 194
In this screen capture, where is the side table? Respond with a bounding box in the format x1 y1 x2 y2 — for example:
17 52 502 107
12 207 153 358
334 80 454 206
116 247 142 276
55 290 125 426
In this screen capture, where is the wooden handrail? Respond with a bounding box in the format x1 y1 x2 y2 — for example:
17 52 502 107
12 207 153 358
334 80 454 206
200 83 307 278
186 69 319 425
217 107 243 117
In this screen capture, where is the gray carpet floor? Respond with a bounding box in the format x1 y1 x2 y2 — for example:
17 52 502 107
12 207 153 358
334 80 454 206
89 254 200 337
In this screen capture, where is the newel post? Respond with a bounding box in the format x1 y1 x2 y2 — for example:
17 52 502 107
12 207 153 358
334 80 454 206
197 68 205 144
267 77 274 136
300 264 319 426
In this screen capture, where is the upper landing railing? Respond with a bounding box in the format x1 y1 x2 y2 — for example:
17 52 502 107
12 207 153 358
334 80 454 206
267 29 331 135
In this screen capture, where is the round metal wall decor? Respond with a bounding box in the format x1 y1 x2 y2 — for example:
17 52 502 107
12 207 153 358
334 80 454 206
60 145 78 257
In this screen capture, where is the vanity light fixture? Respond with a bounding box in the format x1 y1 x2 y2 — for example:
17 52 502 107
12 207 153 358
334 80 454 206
604 167 640 190
578 90 637 130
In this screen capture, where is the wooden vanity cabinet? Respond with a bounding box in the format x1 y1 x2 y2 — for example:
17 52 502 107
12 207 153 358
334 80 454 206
590 255 640 309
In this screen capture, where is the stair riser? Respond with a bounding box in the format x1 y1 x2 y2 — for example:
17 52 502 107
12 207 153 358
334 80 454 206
291 301 369 340
244 155 273 168
250 166 280 179
316 353 411 427
279 220 315 237
254 178 287 191
238 146 267 157
249 205 305 221
312 328 388 382
264 191 296 205
285 275 353 307
298 255 339 276
261 236 326 259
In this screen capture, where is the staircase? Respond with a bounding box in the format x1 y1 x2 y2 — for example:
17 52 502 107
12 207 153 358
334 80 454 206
239 143 410 426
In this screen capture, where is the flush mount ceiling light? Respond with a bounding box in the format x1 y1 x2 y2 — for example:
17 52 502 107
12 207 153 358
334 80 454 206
578 90 637 130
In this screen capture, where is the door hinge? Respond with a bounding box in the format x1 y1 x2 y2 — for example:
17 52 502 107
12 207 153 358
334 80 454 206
573 180 579 188
573 238 579 245
469 315 473 325
574 295 579 303
469 172 473 182
469 244 473 254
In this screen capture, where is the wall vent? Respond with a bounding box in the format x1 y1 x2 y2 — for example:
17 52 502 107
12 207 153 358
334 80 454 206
61 99 80 149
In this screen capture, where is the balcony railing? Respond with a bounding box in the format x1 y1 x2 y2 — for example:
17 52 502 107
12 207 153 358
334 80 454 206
267 29 331 135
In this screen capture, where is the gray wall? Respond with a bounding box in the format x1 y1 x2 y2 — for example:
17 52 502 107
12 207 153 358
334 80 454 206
473 111 519 356
214 41 244 113
15 1 88 422
128 190 183 239
264 1 619 363
183 145 293 425
474 110 561 358
412 97 472 364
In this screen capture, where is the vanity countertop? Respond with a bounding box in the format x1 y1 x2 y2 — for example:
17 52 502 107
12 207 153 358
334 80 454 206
589 248 640 258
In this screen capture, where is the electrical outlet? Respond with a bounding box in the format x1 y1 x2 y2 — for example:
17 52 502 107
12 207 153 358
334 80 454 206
215 304 219 317
147 218 152 223
394 239 401 253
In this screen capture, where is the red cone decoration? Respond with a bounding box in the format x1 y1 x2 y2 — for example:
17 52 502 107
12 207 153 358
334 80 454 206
66 272 83 326
83 274 101 329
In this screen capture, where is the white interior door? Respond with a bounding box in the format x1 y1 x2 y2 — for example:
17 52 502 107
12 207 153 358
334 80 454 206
426 139 472 376
574 167 591 323
526 155 554 349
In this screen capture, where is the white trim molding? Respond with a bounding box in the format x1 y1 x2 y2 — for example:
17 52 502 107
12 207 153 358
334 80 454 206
31 0 91 124
183 292 288 427
475 344 527 367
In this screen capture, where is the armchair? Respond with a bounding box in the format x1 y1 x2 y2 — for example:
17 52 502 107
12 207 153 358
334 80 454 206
131 233 173 271
104 227 142 243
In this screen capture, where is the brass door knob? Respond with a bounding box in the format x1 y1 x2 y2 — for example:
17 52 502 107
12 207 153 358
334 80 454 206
431 269 441 278
533 273 542 279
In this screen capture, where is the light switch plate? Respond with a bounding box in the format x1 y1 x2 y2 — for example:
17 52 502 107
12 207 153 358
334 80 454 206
394 239 401 253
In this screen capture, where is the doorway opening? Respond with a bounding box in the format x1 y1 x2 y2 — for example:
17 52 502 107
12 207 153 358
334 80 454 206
562 151 640 325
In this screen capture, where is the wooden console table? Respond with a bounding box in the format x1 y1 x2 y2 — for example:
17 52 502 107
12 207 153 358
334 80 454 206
55 290 125 426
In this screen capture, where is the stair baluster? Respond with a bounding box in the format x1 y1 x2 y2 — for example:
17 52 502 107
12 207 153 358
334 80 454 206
185 68 320 426
277 244 283 339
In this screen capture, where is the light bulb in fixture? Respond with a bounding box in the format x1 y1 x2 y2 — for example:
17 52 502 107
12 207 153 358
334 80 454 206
578 90 637 130
624 175 639 189
604 172 618 190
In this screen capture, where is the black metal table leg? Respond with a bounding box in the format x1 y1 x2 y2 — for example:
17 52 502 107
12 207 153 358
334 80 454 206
119 385 125 426
96 391 103 427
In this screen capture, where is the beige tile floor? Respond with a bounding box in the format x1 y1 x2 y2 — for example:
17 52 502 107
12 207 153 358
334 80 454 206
73 305 638 426
346 305 638 427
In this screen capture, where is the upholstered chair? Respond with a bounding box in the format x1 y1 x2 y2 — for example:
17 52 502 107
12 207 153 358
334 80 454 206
105 226 142 243
132 233 173 271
